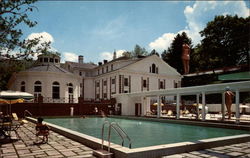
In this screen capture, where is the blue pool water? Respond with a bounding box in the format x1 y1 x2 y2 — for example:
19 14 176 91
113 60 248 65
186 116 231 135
45 117 249 148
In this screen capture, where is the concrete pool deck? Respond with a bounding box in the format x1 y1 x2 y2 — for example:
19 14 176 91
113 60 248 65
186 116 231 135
1 119 250 158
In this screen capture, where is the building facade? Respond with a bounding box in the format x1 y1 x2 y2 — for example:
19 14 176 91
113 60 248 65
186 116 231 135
8 53 182 104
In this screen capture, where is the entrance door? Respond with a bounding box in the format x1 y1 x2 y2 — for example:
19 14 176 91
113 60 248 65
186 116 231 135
135 103 142 116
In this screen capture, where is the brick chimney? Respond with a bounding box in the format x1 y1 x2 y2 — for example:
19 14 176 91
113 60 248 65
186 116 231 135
78 55 83 63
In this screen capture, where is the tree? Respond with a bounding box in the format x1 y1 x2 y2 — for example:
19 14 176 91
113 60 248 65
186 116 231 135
150 49 159 56
161 32 192 74
0 0 39 59
131 44 148 57
199 15 250 69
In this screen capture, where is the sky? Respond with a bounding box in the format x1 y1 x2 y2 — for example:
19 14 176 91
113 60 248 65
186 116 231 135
20 1 250 64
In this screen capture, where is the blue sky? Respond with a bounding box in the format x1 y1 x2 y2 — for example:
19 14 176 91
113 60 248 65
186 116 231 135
21 1 249 63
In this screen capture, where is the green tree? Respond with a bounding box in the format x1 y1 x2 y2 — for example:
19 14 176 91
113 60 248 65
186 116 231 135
131 44 148 57
161 32 192 74
199 15 250 69
0 0 39 59
150 49 159 56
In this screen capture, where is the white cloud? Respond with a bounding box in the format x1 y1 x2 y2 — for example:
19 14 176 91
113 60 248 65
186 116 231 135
149 33 176 52
99 50 126 61
149 1 250 52
62 52 78 63
27 32 54 43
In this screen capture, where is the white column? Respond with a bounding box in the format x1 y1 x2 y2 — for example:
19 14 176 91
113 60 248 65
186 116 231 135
222 92 225 121
196 94 200 119
176 94 180 119
202 92 206 121
235 90 240 124
141 96 145 116
157 96 161 118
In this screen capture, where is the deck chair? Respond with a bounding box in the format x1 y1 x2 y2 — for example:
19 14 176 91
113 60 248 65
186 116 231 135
35 124 50 143
166 110 173 117
12 113 28 124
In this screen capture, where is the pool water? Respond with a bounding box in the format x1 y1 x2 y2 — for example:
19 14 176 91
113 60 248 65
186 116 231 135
45 117 249 148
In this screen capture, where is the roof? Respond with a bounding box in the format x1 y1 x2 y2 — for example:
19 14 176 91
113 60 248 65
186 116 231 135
24 64 72 74
65 61 97 69
218 71 250 81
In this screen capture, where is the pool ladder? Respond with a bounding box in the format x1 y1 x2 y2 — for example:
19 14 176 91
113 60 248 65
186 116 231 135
101 121 132 152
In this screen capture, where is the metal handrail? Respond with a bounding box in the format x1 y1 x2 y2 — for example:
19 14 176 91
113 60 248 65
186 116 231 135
24 110 33 117
101 121 132 152
101 121 110 150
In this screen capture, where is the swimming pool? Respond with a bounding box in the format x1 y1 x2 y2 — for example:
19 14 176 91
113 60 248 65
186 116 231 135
45 117 249 148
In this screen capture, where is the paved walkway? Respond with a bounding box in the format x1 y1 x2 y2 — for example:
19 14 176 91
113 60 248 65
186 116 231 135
1 122 250 158
0 122 96 158
163 142 250 158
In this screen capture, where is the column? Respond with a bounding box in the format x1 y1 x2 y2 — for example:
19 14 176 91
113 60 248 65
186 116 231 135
196 94 200 119
141 96 145 116
221 92 225 121
202 92 206 121
157 96 161 118
235 90 240 124
176 93 180 119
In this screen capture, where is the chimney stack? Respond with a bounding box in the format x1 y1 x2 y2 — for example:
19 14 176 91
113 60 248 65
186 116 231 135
103 60 108 64
113 50 117 60
78 55 83 63
98 62 102 66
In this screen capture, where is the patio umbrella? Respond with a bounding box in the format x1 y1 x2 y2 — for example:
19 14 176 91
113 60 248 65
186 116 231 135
0 90 34 114
153 102 164 106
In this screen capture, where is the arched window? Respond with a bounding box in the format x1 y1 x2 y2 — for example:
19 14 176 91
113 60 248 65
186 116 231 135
152 64 156 73
52 81 60 99
68 83 73 103
20 81 25 92
34 81 42 99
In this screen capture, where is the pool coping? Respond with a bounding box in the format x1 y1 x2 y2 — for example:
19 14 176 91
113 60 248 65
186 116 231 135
26 117 250 158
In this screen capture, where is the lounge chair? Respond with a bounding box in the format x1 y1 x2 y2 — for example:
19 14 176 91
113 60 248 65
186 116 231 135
0 115 21 139
166 110 173 117
12 113 28 124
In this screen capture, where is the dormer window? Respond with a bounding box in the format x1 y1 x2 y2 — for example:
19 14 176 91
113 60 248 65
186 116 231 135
150 63 158 74
50 58 54 63
55 59 59 63
39 58 43 63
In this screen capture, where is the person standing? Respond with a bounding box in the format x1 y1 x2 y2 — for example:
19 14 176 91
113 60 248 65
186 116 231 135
182 43 190 74
225 88 235 119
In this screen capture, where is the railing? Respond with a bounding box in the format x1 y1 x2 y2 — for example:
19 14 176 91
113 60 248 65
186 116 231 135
34 97 78 103
101 121 132 152
24 110 33 117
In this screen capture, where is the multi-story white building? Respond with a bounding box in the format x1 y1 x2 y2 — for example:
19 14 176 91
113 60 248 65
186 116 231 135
8 52 182 107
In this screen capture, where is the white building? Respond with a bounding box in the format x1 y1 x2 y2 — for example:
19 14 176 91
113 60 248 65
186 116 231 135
8 53 182 108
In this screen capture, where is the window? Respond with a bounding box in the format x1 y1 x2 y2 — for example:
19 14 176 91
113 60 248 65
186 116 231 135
20 81 25 92
34 81 42 100
103 93 107 98
98 70 100 75
124 78 128 86
96 82 100 87
79 72 82 76
55 59 59 63
143 80 147 88
149 67 151 73
124 90 128 93
156 67 158 74
102 67 104 74
106 66 108 72
34 81 42 92
68 83 73 103
160 81 164 89
112 78 115 84
39 58 43 62
111 64 113 71
52 81 60 99
104 80 107 86
44 58 48 62
50 58 54 62
152 64 156 73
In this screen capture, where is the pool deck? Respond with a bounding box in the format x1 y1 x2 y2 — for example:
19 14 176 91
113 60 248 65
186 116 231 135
1 120 250 158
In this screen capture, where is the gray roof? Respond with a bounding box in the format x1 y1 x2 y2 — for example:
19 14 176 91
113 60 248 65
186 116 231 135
24 64 72 74
65 62 97 69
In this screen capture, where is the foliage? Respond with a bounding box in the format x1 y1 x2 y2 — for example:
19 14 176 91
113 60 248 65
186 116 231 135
161 32 192 74
0 0 39 59
131 44 148 57
198 15 250 70
149 49 159 56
